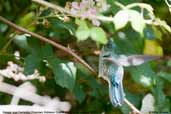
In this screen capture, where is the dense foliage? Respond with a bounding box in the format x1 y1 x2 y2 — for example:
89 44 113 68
0 0 171 113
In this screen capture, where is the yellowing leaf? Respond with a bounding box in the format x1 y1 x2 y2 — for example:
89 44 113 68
113 10 129 30
143 40 163 56
18 12 36 31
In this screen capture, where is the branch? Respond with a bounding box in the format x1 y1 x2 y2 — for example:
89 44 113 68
126 3 154 14
124 98 141 114
0 16 96 75
0 16 141 114
114 1 126 9
165 0 171 8
164 0 171 14
32 0 69 14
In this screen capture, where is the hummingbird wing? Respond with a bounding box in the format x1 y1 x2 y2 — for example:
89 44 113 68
117 55 160 66
108 64 125 107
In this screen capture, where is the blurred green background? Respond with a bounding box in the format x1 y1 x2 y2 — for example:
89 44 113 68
0 0 171 113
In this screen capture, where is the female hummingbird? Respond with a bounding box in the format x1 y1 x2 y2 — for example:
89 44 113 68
98 39 159 107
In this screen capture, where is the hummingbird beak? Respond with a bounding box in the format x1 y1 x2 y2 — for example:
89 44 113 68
102 57 112 61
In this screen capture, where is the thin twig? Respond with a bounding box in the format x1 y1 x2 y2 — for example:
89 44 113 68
165 0 171 7
164 0 171 14
32 0 68 14
0 16 141 113
126 3 153 13
114 1 125 9
124 98 141 114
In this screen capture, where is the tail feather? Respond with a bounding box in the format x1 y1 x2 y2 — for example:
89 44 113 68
109 82 124 107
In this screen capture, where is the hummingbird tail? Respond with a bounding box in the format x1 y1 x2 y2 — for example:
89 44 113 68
109 82 124 107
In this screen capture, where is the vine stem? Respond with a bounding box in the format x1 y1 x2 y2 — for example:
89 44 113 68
0 16 141 114
164 0 171 14
165 0 171 7
32 0 68 14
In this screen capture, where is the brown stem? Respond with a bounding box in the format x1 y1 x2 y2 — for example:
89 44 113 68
0 15 141 113
0 16 96 75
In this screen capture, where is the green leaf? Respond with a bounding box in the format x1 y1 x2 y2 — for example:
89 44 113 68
153 27 162 40
75 19 90 41
152 78 170 111
48 57 77 90
75 19 85 25
90 27 107 44
13 34 30 51
24 39 53 75
39 8 52 17
41 44 54 59
0 23 8 32
113 10 129 30
48 18 76 35
73 83 86 103
158 72 171 82
18 12 35 27
129 10 145 34
24 53 42 75
17 12 36 31
129 63 155 88
113 9 145 33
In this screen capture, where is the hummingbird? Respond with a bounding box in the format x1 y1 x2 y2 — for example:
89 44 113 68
98 39 160 107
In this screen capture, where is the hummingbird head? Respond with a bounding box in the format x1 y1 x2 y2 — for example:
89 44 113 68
106 39 116 49
102 39 117 59
98 39 117 81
